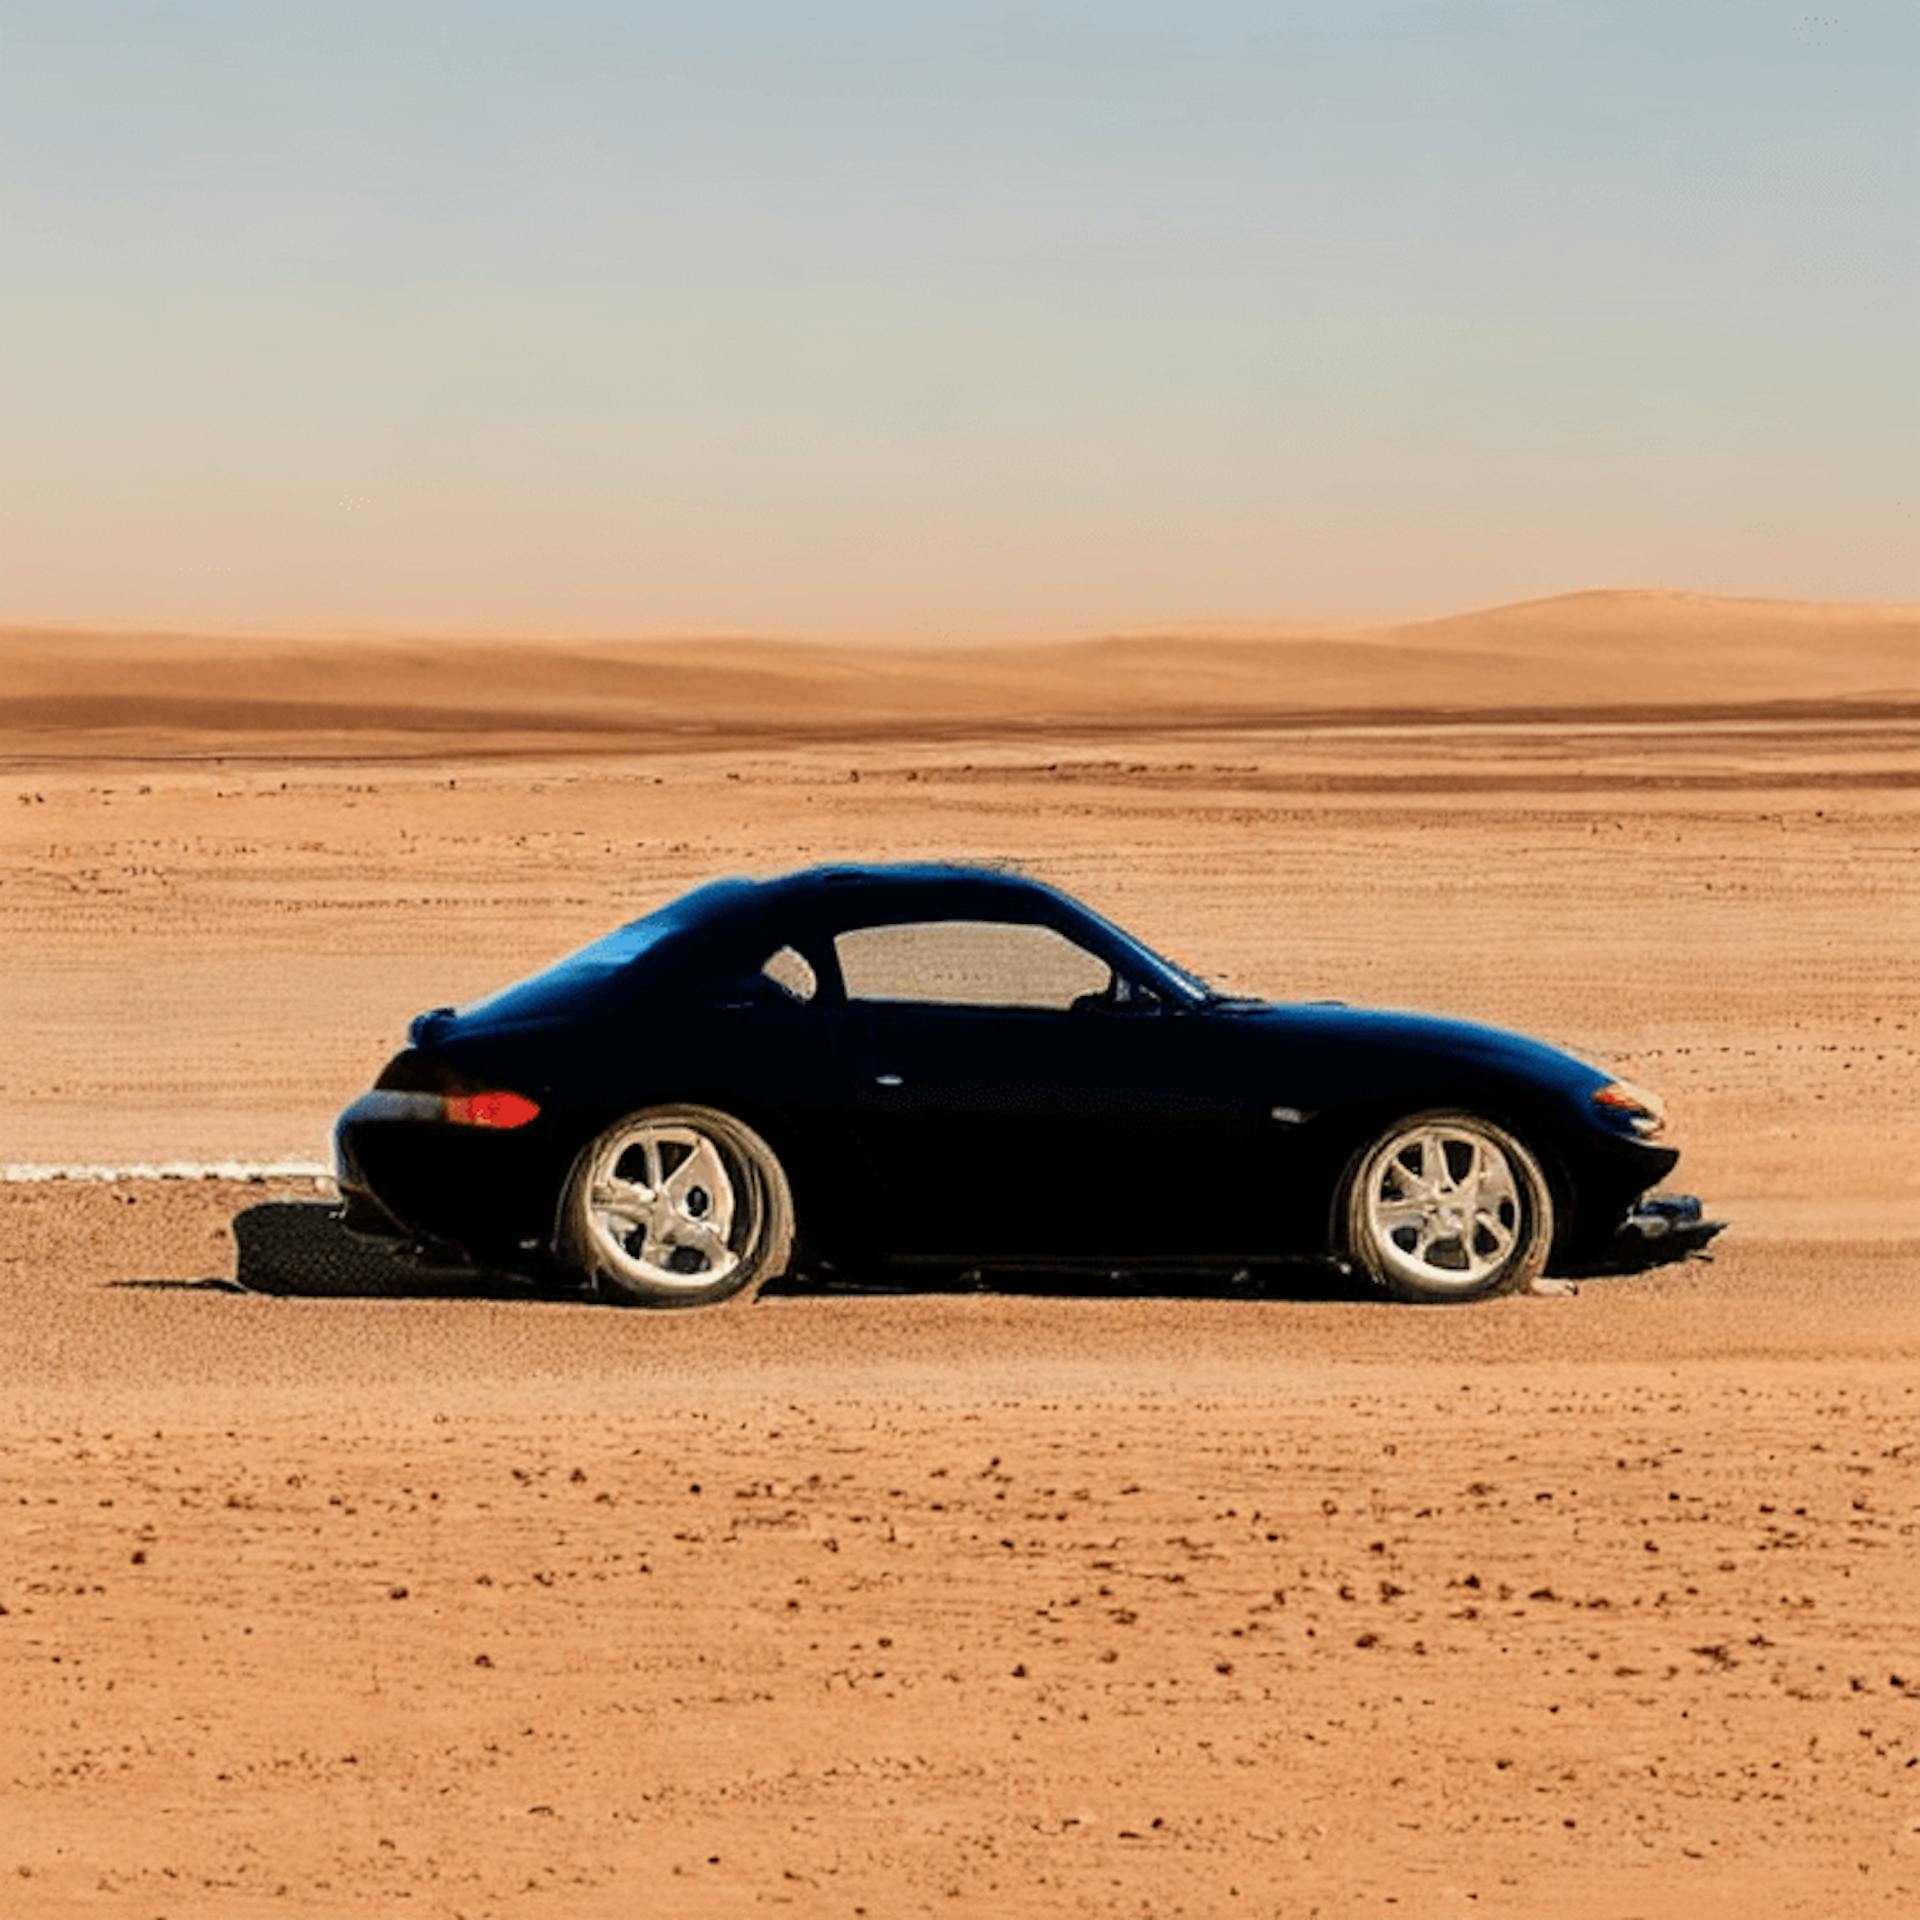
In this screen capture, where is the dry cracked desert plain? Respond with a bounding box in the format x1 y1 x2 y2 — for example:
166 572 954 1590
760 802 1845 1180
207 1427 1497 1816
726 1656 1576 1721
2 590 1918 1919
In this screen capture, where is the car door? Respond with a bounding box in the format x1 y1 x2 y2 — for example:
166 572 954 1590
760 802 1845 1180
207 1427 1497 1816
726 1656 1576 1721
825 917 1278 1263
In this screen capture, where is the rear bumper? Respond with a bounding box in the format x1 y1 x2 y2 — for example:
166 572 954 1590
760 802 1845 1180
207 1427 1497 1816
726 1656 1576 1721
333 1091 567 1259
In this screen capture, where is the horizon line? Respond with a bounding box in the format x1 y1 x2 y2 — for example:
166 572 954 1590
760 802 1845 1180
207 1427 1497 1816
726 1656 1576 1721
6 584 1920 653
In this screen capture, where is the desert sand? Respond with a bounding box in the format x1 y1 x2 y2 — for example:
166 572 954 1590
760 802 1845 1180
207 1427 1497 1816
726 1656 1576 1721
2 590 1918 1916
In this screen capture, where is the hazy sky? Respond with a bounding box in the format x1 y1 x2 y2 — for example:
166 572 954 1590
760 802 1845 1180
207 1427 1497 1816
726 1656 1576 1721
2 1 1915 637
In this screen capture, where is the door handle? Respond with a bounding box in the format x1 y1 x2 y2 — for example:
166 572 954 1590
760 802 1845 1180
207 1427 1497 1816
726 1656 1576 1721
874 1073 904 1088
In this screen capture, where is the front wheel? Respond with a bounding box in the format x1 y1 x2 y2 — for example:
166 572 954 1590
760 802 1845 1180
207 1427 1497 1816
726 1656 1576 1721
559 1104 794 1307
1344 1112 1553 1303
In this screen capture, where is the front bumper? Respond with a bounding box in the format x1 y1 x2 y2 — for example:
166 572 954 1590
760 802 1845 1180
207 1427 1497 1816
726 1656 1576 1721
1564 1192 1727 1276
1552 1125 1680 1255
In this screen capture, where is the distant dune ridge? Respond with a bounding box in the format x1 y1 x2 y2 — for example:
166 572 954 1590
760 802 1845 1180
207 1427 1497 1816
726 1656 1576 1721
3 589 1917 760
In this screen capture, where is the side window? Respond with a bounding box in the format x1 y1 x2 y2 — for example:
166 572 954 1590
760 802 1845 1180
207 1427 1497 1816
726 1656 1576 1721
835 919 1110 1012
759 944 818 1004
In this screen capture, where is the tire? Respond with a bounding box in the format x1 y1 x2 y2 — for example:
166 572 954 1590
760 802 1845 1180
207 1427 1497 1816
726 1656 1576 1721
1343 1110 1553 1304
559 1104 794 1308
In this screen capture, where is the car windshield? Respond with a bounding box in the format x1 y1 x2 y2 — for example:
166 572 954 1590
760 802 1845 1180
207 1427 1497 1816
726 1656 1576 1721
1076 906 1216 1005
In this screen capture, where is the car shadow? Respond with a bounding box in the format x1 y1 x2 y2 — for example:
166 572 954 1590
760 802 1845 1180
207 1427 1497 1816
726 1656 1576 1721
760 1263 1381 1304
108 1201 1716 1307
111 1201 579 1303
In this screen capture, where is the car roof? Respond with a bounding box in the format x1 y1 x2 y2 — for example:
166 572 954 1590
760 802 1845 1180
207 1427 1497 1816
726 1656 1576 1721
593 865 1056 947
757 860 1047 898
693 861 1061 931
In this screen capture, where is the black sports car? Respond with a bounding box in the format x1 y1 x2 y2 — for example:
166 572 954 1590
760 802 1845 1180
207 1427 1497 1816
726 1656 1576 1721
334 862 1719 1306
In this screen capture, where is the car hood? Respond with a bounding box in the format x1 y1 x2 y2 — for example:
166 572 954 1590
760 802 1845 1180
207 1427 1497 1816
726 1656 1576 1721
1214 999 1609 1098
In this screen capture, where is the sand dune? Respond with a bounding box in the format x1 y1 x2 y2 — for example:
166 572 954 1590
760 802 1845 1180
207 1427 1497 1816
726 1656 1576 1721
4 589 1916 760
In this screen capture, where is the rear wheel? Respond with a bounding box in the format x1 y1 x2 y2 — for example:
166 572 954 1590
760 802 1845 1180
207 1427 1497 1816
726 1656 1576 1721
560 1104 794 1307
1344 1112 1552 1303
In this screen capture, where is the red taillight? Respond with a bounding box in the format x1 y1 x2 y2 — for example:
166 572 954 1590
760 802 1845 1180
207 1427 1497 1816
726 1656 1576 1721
443 1090 541 1129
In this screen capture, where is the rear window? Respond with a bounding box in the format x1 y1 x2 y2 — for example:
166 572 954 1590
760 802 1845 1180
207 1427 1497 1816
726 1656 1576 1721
453 915 683 1027
759 945 818 1003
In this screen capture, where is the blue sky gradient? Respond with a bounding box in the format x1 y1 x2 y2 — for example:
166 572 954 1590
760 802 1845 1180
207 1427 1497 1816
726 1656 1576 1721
3 1 1914 634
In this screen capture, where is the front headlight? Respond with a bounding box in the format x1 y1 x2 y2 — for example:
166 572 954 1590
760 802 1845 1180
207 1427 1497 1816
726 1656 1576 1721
1592 1080 1667 1139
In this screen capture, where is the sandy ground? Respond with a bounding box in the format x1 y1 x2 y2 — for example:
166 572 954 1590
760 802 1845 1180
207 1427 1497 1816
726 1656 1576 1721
2 593 1918 1915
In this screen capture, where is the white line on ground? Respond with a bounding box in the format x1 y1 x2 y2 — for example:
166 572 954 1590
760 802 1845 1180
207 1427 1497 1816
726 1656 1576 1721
1 1161 336 1184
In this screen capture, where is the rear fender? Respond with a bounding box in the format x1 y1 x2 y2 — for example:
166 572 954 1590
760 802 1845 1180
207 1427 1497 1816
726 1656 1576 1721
543 1089 823 1259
